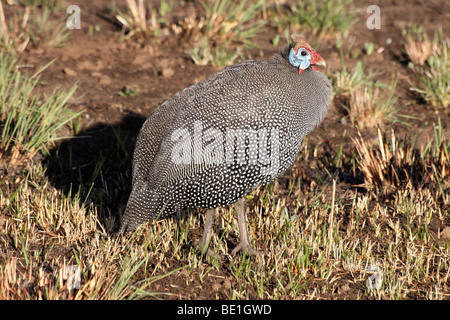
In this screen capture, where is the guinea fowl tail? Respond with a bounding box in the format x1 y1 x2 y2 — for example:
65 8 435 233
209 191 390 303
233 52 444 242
119 185 165 234
119 186 154 234
119 207 138 234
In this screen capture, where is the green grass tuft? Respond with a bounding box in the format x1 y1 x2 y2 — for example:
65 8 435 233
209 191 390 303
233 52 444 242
184 0 266 67
406 28 450 108
0 52 80 167
268 0 357 41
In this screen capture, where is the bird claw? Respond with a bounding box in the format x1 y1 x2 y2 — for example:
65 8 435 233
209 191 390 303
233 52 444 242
195 240 227 261
231 242 264 257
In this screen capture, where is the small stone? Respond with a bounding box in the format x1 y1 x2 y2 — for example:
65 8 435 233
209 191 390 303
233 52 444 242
442 226 450 240
78 59 104 71
63 67 77 77
162 67 174 78
339 283 351 294
99 75 112 85
223 279 232 289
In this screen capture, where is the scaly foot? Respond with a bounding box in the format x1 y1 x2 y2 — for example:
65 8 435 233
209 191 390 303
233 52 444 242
231 241 264 256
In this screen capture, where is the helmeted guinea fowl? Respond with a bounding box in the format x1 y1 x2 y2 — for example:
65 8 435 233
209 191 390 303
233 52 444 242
120 34 331 256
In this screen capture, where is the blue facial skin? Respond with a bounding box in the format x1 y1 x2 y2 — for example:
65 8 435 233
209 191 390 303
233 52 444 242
289 47 311 71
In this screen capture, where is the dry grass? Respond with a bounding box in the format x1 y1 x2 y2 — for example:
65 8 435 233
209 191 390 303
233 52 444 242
352 125 449 193
332 62 405 128
114 0 174 42
182 0 266 67
347 79 402 128
1 127 449 299
114 0 265 66
0 165 174 300
266 0 357 41
405 38 438 66
0 2 70 52
405 28 450 109
404 26 439 66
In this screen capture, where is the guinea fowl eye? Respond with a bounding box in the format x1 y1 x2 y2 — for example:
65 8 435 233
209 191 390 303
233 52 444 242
301 50 307 56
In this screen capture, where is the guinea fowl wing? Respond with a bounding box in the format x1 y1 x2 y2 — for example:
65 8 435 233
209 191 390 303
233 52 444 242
147 60 287 190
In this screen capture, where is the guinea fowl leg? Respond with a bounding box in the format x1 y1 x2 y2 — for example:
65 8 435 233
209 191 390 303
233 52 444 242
198 208 216 256
231 197 263 256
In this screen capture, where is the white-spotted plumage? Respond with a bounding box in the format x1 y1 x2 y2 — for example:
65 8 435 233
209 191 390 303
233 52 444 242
120 43 331 247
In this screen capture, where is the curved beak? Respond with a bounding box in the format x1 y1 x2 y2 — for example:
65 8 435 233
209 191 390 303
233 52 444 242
314 55 327 68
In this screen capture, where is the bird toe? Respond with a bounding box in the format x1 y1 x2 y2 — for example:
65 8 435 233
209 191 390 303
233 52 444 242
231 242 264 257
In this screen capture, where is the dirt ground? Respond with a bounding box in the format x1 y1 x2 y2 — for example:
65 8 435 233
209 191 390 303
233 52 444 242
28 0 449 186
3 0 450 300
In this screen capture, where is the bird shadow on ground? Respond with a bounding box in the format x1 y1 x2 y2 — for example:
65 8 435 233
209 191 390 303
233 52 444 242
44 112 146 233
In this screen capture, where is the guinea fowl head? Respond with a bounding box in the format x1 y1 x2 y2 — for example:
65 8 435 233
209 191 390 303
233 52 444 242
289 34 327 74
